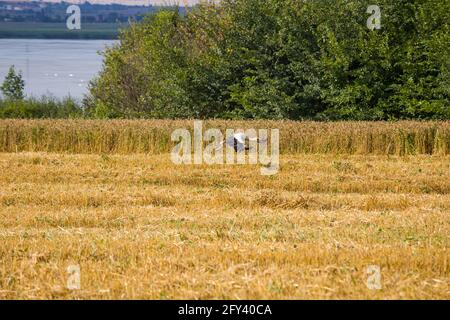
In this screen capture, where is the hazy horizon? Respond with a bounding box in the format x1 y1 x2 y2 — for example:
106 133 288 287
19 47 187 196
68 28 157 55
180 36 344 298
0 0 200 5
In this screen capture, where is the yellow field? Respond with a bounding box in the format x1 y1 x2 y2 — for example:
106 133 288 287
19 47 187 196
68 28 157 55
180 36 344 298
0 144 449 298
0 120 449 299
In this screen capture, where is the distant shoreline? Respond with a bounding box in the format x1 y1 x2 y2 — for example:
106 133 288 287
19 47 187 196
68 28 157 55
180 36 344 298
0 22 120 40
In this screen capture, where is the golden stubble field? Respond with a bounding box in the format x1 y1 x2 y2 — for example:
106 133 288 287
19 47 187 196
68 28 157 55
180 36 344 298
0 120 449 299
0 148 449 299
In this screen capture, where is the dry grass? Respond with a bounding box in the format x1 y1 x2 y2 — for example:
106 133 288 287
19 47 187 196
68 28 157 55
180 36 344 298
0 120 448 155
0 142 449 298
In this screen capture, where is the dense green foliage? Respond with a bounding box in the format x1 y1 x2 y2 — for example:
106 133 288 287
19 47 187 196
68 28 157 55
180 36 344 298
86 0 449 120
0 96 84 119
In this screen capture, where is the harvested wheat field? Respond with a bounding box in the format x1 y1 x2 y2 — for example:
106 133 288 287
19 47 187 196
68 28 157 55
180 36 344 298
0 120 449 299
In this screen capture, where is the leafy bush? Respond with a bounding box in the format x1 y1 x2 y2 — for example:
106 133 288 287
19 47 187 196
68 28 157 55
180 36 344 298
84 11 192 119
0 96 84 119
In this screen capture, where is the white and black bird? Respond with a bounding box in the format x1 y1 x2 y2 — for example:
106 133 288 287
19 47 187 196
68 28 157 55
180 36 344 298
217 133 267 152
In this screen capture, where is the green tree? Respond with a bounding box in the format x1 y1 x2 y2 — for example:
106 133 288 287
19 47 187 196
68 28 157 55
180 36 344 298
87 0 449 120
85 10 192 118
1 66 25 100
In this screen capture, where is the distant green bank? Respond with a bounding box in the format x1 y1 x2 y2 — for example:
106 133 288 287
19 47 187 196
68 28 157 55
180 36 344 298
0 22 121 39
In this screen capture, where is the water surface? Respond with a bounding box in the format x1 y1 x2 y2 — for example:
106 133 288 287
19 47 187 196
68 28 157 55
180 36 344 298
0 39 116 99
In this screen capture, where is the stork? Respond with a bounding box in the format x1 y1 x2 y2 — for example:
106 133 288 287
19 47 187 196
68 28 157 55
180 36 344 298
216 132 267 152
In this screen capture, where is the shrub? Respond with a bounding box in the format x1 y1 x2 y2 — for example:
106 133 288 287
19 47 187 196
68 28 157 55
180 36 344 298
0 96 84 119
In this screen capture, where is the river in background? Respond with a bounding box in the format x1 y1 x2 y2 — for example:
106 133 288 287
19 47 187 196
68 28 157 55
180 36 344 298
0 39 116 100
